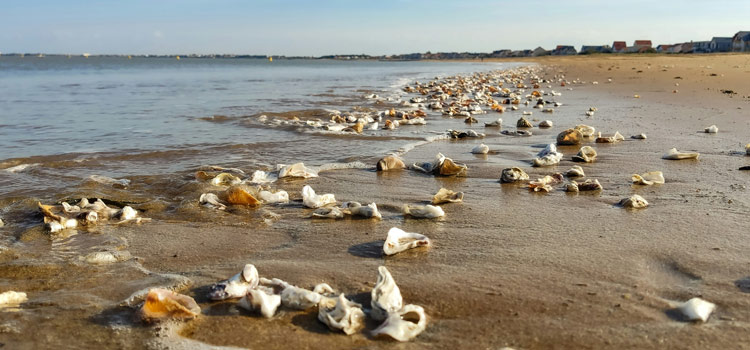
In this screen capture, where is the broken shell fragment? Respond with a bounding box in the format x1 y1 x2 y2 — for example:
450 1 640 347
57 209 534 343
566 165 585 178
377 156 406 171
0 291 27 307
500 167 529 183
431 188 463 204
595 131 625 143
224 186 261 206
346 202 382 219
259 190 290 204
302 185 336 208
278 162 318 178
403 204 445 219
238 288 281 318
464 116 478 124
572 146 597 163
528 173 564 192
662 148 699 160
677 297 715 322
210 173 243 186
516 117 533 128
631 171 665 185
471 144 489 154
566 179 602 192
311 207 347 219
631 133 647 140
199 193 226 210
372 304 428 342
533 143 563 167
484 118 502 127
557 128 583 145
704 125 718 134
539 120 553 128
209 264 260 300
318 294 366 335
438 157 468 177
619 194 648 209
281 283 335 310
574 124 596 137
371 266 403 321
139 288 201 323
384 227 431 256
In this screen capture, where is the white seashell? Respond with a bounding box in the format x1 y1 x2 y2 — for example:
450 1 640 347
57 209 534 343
311 207 347 219
248 170 278 184
528 173 564 192
500 167 529 183
199 193 227 210
522 111 533 115
704 125 718 133
472 144 489 154
0 291 28 307
0 218 3 227
302 185 336 208
631 133 647 140
371 266 403 321
677 297 715 322
280 283 334 310
368 122 379 130
539 120 553 128
619 194 648 208
318 294 365 335
83 250 131 265
662 148 699 160
278 163 318 178
238 288 281 318
595 131 625 143
566 165 585 177
259 190 289 204
585 111 595 117
402 204 445 218
565 179 602 192
210 173 243 186
484 118 502 127
384 227 431 256
372 304 428 342
117 206 137 221
209 264 260 300
533 143 563 167
431 188 463 204
631 171 665 185
572 146 597 163
574 124 596 137
511 106 518 110
542 108 554 113
347 202 382 219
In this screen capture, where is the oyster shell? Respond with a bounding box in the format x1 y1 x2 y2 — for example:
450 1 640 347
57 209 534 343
704 125 718 133
278 162 318 178
464 116 478 124
210 173 243 186
538 120 553 128
223 186 261 206
208 264 260 300
403 204 445 218
438 157 468 176
372 304 428 342
280 283 335 310
259 189 290 204
572 146 597 163
377 156 406 171
528 173 564 192
566 179 602 192
500 167 529 183
238 288 281 318
662 148 699 160
631 171 665 185
501 129 532 136
631 133 647 140
557 128 583 145
677 297 715 322
199 193 226 210
139 288 200 322
566 165 585 177
0 291 27 307
595 131 625 143
318 294 365 335
39 202 79 233
431 188 464 204
345 202 382 219
619 194 648 208
532 143 563 167
516 117 533 128
311 207 347 219
484 118 502 127
471 144 489 154
371 266 403 321
248 170 278 184
574 124 596 137
384 227 431 256
302 185 336 208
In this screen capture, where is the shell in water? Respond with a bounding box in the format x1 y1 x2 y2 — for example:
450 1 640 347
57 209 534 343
0 218 4 227
572 146 597 163
517 117 533 128
208 264 259 300
281 283 335 310
344 121 365 133
533 144 563 167
631 133 647 140
528 173 564 192
566 179 602 192
377 156 406 171
248 170 278 184
500 167 529 183
566 165 585 177
372 304 428 342
431 188 464 204
384 227 431 256
472 144 489 154
619 194 648 209
484 118 502 127
677 297 715 322
210 173 242 186
438 157 468 176
346 202 382 219
311 207 347 219
631 171 665 185
259 190 289 204
224 186 261 206
539 120 553 128
704 125 718 133
0 291 27 307
199 193 226 210
302 185 336 208
318 294 365 335
575 124 596 137
278 162 318 178
595 131 625 143
403 204 445 218
662 148 699 160
238 288 281 318
557 128 583 145
139 288 201 322
371 266 403 321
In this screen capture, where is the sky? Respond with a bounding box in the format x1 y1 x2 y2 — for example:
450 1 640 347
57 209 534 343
1 0 749 56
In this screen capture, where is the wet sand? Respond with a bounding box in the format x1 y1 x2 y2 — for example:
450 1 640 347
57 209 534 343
2 54 750 349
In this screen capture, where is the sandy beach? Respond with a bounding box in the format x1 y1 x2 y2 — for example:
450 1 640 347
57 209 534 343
2 54 750 349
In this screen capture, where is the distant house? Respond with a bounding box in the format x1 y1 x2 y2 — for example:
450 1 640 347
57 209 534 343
532 47 550 56
633 40 653 52
612 41 627 53
692 41 711 53
580 45 612 54
552 45 577 55
710 37 732 52
680 42 694 53
732 31 750 52
656 44 674 53
490 49 512 58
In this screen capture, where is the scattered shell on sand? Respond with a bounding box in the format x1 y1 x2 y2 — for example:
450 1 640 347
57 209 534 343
517 117 533 128
412 153 468 177
280 282 335 310
0 291 27 307
539 120 553 128
318 294 365 335
528 173 564 192
522 111 532 115
533 143 563 167
209 264 260 300
677 297 715 322
377 155 406 171
566 165 585 177
632 171 665 185
403 204 445 218
383 227 431 256
662 148 699 160
431 188 464 204
447 129 484 139
704 125 718 133
619 194 648 209
259 189 290 204
500 167 529 183
484 118 502 127
372 304 428 342
371 266 403 321
209 173 243 186
501 130 532 136
572 146 597 163
224 186 261 206
566 179 603 192
278 162 318 178
344 202 382 219
199 193 227 210
631 133 647 140
557 128 583 145
595 131 625 143
471 144 489 154
302 185 336 208
139 288 201 323
311 207 347 219
575 124 596 138
239 288 281 318
464 116 478 124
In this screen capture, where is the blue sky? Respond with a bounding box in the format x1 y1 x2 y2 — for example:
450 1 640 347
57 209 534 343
1 0 748 55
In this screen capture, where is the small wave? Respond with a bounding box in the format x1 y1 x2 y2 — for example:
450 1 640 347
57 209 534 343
4 163 39 173
395 133 451 156
316 161 370 172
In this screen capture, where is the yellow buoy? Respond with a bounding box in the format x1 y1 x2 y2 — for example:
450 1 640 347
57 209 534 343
268 56 273 62
176 55 180 60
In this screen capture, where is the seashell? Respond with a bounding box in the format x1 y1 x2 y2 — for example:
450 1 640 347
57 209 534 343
595 131 625 143
464 116 478 124
116 206 137 221
346 202 382 219
522 111 532 115
631 133 647 140
259 190 290 204
484 118 502 127
311 207 347 219
199 193 226 210
238 288 281 318
224 186 261 206
704 125 718 133
677 297 715 322
619 194 648 208
209 264 260 300
539 120 553 128
0 218 4 227
318 294 365 335
210 173 242 186
501 130 532 136
0 291 27 307
575 124 596 137
383 120 396 130
376 155 406 171
281 283 335 310
528 173 564 192
511 105 519 110
542 108 554 113
302 185 336 208
195 170 212 181
249 170 278 184
139 288 200 322
662 148 699 160
585 111 595 117
438 157 468 177
278 162 318 178
500 167 529 183
631 171 665 185
76 211 99 226
471 144 489 154
431 188 463 204
533 143 563 167
517 117 533 128
572 146 597 163
372 304 428 342
384 227 430 256
82 250 131 265
566 165 585 178
403 204 445 218
557 128 583 145
566 179 602 192
344 121 365 133
371 266 403 321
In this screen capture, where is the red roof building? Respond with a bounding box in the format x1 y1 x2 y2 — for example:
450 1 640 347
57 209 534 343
612 41 626 52
633 40 653 48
